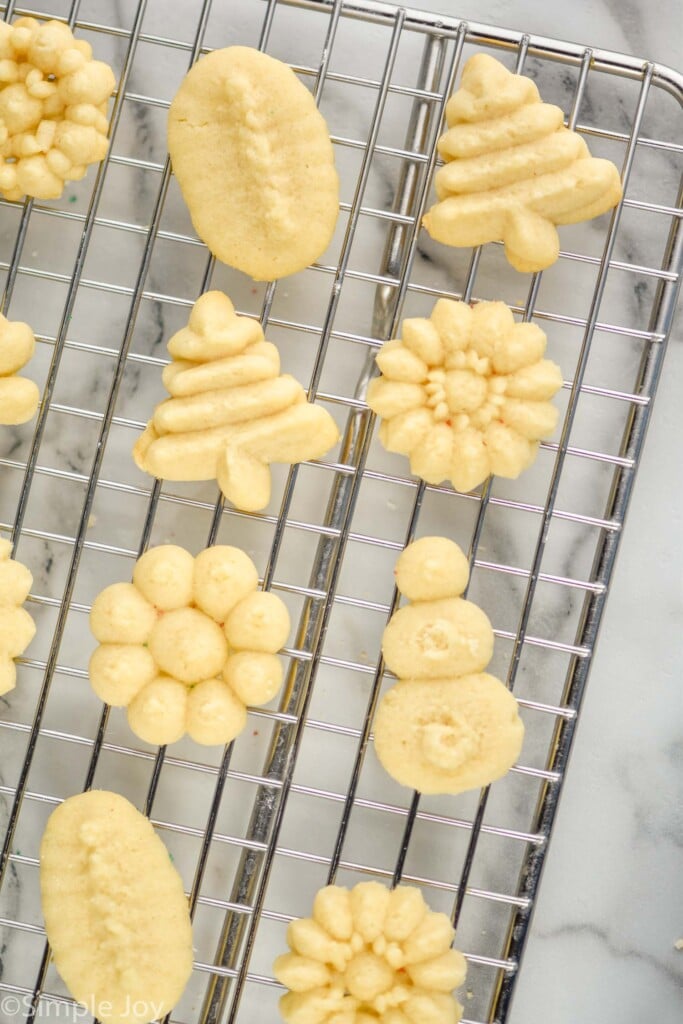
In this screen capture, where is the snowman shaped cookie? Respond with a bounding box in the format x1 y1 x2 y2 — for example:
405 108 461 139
374 537 524 795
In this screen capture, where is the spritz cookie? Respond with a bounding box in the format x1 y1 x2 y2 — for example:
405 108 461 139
132 291 339 511
0 313 40 424
374 537 524 795
40 790 192 1024
89 543 291 746
0 539 35 696
0 17 115 201
275 880 467 1023
423 53 623 271
367 298 562 492
168 46 339 280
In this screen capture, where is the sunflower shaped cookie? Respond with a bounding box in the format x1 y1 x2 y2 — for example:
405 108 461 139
274 881 467 1023
423 53 623 272
374 537 524 795
133 291 340 512
367 298 562 493
0 17 115 202
0 312 39 424
0 539 36 696
89 544 291 746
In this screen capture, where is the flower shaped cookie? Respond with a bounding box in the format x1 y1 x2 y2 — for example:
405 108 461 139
89 544 291 746
423 53 623 272
0 17 115 202
133 291 340 512
0 539 36 696
367 298 562 493
274 881 467 1023
0 312 39 424
374 537 524 795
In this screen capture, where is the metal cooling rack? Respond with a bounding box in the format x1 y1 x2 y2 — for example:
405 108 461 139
0 0 681 1021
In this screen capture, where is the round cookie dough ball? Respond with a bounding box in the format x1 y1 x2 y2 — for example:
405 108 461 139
382 598 493 679
89 644 156 706
373 674 524 795
395 537 469 601
225 591 290 653
90 582 157 644
186 677 247 745
193 545 258 622
223 652 283 706
0 555 33 604
127 676 188 746
148 607 228 684
0 606 36 658
133 545 195 611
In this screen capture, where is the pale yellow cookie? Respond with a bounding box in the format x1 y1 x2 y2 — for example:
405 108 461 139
40 790 192 1024
0 538 36 696
168 46 339 280
367 298 562 492
394 535 470 602
0 18 115 202
374 674 524 795
423 53 623 271
383 598 494 680
384 537 493 680
89 543 290 746
132 291 339 511
374 538 524 795
274 880 467 1023
0 313 40 424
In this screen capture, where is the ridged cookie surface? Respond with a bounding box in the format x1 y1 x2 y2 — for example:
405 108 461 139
368 298 563 492
168 46 339 280
133 291 339 511
40 790 193 1024
275 880 467 1023
423 53 622 271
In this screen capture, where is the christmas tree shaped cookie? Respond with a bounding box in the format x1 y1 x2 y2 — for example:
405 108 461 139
423 53 623 271
133 291 339 511
0 313 40 424
374 537 524 795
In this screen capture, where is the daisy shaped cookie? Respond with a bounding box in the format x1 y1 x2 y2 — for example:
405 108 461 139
0 17 115 201
275 881 467 1023
89 544 290 746
367 298 563 492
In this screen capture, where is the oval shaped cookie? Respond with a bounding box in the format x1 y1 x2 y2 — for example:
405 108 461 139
373 673 524 795
40 790 193 1024
168 46 339 281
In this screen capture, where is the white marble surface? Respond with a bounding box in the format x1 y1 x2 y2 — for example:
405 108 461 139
0 1 681 1022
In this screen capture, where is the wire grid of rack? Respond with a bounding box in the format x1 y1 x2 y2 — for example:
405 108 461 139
0 0 681 1021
